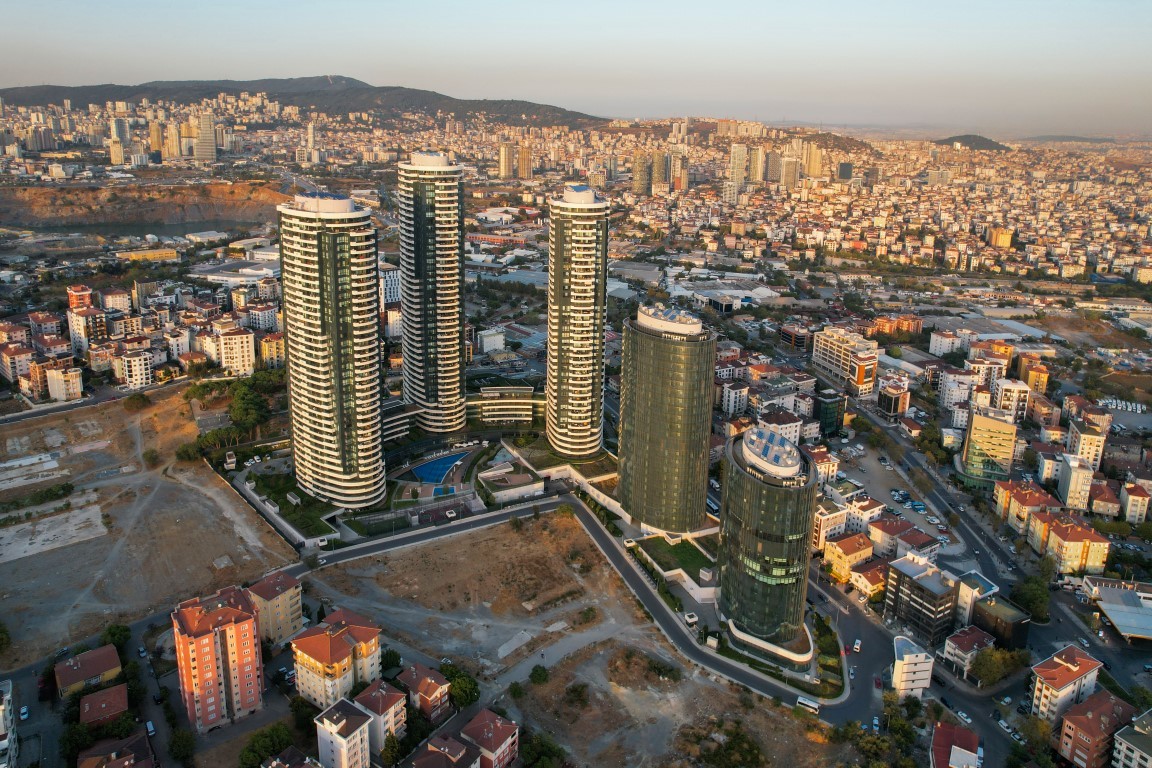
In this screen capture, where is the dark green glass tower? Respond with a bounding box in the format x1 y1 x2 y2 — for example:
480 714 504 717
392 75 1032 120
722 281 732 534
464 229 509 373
618 305 715 533
718 427 818 658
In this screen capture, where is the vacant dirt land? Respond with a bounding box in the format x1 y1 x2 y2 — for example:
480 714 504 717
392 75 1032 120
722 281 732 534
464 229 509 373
0 388 295 669
509 639 857 768
1032 314 1150 350
328 513 603 616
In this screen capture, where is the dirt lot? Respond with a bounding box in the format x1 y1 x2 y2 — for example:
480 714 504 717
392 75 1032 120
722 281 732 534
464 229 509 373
1032 313 1151 350
508 639 857 767
312 515 856 767
0 387 295 669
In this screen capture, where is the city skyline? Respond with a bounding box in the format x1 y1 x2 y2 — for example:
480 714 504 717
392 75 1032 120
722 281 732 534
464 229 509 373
2 1 1150 137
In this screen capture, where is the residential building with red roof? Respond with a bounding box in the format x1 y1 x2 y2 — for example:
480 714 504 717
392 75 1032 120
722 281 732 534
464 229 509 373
411 734 480 768
314 698 372 768
993 480 1062 534
1056 690 1135 768
849 558 890 598
940 626 995 681
171 585 263 733
1031 645 1102 724
929 722 981 768
292 608 382 710
867 516 915 557
55 645 122 699
76 731 155 768
396 663 452 724
824 532 873 582
353 679 407 753
1025 513 1111 575
459 708 519 768
78 683 128 726
1122 482 1151 525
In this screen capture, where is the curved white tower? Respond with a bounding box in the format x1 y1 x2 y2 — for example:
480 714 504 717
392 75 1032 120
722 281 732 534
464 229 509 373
279 193 385 508
546 185 609 458
397 152 466 433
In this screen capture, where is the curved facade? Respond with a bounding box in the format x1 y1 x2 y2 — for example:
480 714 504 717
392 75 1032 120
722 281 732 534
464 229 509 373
397 152 466 433
718 427 818 652
618 305 715 533
279 193 385 508
546 186 609 458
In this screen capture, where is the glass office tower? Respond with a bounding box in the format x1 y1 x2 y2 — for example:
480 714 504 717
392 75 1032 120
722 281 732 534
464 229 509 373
618 304 715 533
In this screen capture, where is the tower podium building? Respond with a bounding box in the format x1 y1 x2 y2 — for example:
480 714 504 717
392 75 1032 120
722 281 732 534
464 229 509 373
718 427 818 667
546 186 609 458
618 305 715 533
279 193 385 508
397 152 467 433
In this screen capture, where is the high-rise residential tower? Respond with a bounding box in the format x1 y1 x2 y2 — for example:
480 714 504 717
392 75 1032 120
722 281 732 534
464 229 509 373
747 145 766 184
631 151 651 196
517 144 533 180
728 143 748 189
397 152 467 433
618 305 715 533
718 427 818 665
546 185 609 458
498 142 516 179
279 193 385 507
194 111 217 164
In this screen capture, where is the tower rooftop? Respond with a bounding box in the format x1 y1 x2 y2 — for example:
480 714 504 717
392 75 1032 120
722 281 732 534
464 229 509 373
741 427 802 478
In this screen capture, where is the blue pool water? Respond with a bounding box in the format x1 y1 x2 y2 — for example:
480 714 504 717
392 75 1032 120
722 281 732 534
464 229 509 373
411 452 468 483
433 486 456 497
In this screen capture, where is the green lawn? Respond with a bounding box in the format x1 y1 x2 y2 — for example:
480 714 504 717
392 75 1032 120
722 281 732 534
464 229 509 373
251 471 336 537
638 537 713 575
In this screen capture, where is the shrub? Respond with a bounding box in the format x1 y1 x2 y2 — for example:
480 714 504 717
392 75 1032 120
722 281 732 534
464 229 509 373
529 664 549 684
122 393 152 412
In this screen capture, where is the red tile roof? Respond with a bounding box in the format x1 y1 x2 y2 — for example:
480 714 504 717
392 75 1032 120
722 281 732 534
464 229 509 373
1033 645 1102 691
1061 689 1136 743
55 645 122 691
946 625 995 655
397 663 450 700
172 586 257 638
829 532 872 557
930 722 980 768
292 608 380 666
246 571 300 602
79 683 129 725
460 708 518 753
353 679 406 716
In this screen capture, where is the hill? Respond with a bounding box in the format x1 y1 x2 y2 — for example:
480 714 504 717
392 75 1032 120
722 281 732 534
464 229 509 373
934 134 1011 152
1020 135 1116 144
0 76 604 127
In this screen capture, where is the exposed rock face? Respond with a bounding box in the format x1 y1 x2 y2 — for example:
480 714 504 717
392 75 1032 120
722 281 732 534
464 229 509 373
0 182 290 227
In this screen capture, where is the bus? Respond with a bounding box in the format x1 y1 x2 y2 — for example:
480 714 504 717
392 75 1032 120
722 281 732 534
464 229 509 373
795 696 821 715
706 499 720 513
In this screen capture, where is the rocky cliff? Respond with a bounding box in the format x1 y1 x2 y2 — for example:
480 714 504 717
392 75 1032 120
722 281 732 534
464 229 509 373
0 182 289 227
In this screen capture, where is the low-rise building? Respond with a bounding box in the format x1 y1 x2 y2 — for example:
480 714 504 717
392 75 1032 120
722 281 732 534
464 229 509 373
459 708 520 768
825 532 873 582
315 698 373 768
1056 690 1135 768
78 683 128 727
1113 707 1152 768
353 680 407 754
892 635 932 700
55 645 122 699
929 721 981 768
411 734 480 768
1030 645 1101 724
396 663 452 724
940 626 995 681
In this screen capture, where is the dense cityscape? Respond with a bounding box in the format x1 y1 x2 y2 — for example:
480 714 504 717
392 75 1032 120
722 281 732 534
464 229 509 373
0 16 1152 768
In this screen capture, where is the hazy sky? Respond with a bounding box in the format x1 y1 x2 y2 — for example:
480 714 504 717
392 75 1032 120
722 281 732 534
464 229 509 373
4 0 1151 137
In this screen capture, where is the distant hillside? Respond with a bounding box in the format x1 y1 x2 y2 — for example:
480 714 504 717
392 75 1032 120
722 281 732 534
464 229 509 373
934 134 1011 152
0 76 604 127
1020 135 1116 144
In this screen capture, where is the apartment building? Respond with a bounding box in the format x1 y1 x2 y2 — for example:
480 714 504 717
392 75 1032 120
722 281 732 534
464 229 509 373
292 609 382 710
1026 513 1110 575
172 586 263 733
940 626 995 681
1113 708 1152 768
1068 418 1107 471
1056 690 1135 768
315 698 373 768
459 708 520 768
1122 483 1151 525
991 378 1030 423
353 680 407 754
993 480 1062 535
1059 453 1095 511
396 663 452 723
892 635 933 700
811 326 879 397
0 679 17 768
218 327 256 376
245 572 302 646
1030 645 1101 724
883 554 959 648
959 405 1017 488
54 645 122 699
825 533 873 582
929 722 980 768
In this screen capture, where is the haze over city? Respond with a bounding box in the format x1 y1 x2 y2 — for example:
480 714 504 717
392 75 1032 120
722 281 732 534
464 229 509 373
3 0 1151 136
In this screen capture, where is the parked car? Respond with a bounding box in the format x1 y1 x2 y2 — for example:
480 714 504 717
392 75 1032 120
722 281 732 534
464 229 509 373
1000 696 1012 706
18 706 29 721
138 645 148 658
957 711 972 725
998 719 1013 733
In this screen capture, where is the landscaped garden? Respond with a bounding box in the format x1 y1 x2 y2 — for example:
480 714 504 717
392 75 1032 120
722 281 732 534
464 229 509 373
637 536 714 576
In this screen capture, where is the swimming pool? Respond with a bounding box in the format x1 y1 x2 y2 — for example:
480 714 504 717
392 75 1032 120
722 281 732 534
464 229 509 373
411 452 469 484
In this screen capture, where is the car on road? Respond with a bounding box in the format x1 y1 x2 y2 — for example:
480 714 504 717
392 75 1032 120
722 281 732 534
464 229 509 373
18 706 29 721
138 645 148 658
849 667 855 680
1017 704 1031 716
872 716 880 732
1000 696 1012 706
1012 732 1025 743
853 639 862 653
1079 637 1090 648
858 593 867 603
318 558 327 565
874 676 882 689
998 719 1013 733
153 693 165 705
957 711 972 725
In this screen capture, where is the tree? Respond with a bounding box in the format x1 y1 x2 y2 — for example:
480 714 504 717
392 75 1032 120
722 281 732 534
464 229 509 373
290 695 317 732
529 664 549 684
316 604 327 624
175 443 201 461
100 624 132 651
381 648 402 669
122 393 152 413
969 648 1006 685
1012 576 1051 622
901 695 922 720
0 621 9 653
142 448 161 468
381 732 402 766
1017 715 1053 756
509 681 525 699
238 723 294 768
168 728 196 764
439 663 480 708
60 722 94 762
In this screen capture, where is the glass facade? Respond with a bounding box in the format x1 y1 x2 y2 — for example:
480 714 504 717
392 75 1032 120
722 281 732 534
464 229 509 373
718 432 817 646
279 195 385 508
398 153 466 433
618 309 715 533
546 187 609 458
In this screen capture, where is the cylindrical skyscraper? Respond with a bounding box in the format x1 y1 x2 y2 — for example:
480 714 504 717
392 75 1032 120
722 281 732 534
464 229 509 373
279 193 385 508
618 305 715 533
397 151 466 433
718 426 818 666
546 185 609 458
